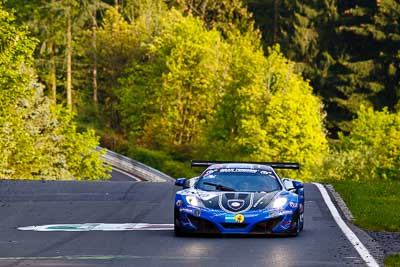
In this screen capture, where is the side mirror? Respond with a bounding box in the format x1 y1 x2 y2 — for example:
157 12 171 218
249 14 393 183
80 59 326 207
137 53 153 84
282 178 294 190
282 178 303 191
175 178 187 187
292 180 303 189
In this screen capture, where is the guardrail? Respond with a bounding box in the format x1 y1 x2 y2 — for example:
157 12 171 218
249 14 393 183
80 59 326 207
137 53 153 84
98 147 174 182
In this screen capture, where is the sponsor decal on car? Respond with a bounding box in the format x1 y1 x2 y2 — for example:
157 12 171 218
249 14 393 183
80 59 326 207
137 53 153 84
228 199 245 210
180 207 201 217
225 213 245 223
281 220 291 230
180 207 194 214
268 209 292 218
225 214 236 223
234 214 245 223
219 168 258 173
289 202 297 208
176 200 183 207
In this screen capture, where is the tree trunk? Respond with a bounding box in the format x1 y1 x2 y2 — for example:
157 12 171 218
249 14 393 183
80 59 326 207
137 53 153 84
114 0 119 12
273 0 279 43
50 42 57 103
49 0 57 104
66 0 72 109
92 1 98 105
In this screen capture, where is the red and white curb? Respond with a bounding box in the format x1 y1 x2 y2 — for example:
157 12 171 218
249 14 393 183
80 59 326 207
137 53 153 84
313 182 379 267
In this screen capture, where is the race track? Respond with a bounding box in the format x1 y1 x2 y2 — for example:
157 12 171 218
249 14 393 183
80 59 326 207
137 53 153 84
0 172 378 266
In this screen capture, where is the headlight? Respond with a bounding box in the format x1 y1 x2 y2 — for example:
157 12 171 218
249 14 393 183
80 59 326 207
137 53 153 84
270 197 288 209
185 196 204 207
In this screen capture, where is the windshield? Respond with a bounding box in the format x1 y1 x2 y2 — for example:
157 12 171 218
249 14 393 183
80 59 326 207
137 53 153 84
196 168 281 193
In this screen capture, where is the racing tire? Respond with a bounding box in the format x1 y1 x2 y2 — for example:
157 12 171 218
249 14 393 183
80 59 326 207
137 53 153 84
299 215 304 232
174 208 186 237
289 211 300 237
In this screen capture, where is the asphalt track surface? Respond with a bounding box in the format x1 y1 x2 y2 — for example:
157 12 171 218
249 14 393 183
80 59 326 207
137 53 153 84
0 170 374 267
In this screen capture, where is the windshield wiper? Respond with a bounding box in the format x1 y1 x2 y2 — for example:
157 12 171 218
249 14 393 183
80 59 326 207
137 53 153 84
203 182 236 192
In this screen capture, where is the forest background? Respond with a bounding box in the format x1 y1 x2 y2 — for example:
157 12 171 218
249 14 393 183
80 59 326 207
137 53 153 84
1 0 399 181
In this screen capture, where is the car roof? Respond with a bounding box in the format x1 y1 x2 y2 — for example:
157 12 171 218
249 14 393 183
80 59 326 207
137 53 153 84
205 163 275 171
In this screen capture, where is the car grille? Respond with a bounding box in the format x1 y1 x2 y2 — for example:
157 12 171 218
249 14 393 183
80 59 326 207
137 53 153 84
187 214 220 233
251 216 283 233
220 223 249 229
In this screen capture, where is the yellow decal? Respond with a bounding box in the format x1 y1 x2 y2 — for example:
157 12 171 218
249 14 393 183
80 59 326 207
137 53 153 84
234 214 244 223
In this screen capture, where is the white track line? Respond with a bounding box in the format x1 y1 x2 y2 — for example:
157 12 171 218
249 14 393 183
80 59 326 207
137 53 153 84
313 183 379 267
18 223 174 232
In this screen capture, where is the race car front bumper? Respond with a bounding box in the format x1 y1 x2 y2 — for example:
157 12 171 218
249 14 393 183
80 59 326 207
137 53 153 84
176 206 297 234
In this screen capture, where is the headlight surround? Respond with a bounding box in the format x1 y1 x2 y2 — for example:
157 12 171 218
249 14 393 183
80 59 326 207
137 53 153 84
270 197 288 209
185 195 205 207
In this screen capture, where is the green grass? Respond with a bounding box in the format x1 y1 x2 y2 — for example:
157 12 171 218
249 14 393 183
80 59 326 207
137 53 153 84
331 179 400 232
385 254 400 267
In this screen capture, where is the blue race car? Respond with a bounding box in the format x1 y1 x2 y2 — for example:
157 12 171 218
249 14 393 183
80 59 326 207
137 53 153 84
174 161 304 236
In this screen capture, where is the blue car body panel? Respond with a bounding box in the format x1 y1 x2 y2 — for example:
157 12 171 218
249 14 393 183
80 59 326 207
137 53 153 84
174 163 305 235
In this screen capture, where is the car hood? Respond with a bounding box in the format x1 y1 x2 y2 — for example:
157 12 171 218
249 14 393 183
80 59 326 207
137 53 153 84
193 190 279 212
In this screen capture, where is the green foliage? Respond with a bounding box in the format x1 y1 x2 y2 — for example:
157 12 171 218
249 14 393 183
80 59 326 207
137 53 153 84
118 10 229 155
231 0 400 182
332 179 400 232
88 7 142 130
0 6 36 107
128 147 197 178
247 0 400 135
321 106 400 181
204 27 269 159
166 0 257 37
55 108 111 180
115 9 328 179
335 0 400 118
259 48 328 178
0 5 110 180
385 254 400 267
206 45 328 179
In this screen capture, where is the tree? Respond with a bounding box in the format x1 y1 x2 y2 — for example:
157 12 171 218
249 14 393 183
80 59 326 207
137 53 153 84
118 10 228 156
260 47 328 178
208 44 328 177
0 5 110 180
5 0 65 103
321 106 400 181
331 0 400 130
6 0 110 109
247 0 400 135
85 6 153 134
166 0 256 37
205 27 270 159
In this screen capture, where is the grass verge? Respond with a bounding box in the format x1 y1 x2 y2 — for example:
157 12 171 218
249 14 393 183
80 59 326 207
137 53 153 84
331 179 400 232
331 180 400 266
385 254 400 267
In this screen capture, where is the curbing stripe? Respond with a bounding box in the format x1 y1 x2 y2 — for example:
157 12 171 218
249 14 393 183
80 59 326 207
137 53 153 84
313 183 379 267
325 184 354 221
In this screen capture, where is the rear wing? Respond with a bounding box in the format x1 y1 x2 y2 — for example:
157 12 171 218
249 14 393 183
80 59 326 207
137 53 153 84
191 160 300 170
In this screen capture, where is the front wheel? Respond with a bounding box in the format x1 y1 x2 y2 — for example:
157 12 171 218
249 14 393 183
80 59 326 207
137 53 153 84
289 211 301 236
174 208 186 237
299 213 304 231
